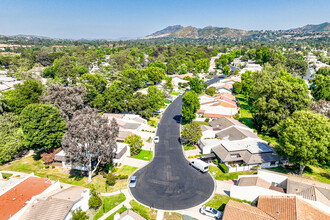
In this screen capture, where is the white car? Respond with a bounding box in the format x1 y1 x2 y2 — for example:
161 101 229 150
129 176 137 188
154 136 159 143
200 206 222 219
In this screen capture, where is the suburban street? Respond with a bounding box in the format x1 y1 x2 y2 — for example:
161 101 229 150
130 96 215 210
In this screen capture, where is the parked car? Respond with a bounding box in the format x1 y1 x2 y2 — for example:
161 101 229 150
154 136 159 143
189 159 209 173
200 206 222 219
129 176 137 187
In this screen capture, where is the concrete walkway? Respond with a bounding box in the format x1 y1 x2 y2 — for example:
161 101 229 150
122 157 149 168
156 210 164 220
215 180 233 196
99 189 133 220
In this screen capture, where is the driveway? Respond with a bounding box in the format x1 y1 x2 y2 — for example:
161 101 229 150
130 96 215 210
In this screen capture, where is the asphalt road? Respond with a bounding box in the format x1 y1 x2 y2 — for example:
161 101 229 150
205 74 227 86
130 96 215 210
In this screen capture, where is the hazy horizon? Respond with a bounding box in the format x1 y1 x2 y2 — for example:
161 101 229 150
1 0 329 39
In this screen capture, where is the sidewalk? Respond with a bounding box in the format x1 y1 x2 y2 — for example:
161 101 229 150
122 157 149 168
99 189 133 220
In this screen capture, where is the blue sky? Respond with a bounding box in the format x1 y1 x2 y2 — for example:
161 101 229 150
1 0 329 39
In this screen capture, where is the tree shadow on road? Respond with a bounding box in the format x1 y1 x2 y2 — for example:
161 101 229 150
173 115 182 124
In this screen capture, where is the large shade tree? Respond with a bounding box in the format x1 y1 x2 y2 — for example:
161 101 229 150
0 113 24 164
62 107 119 182
182 91 200 120
277 110 330 176
20 103 66 150
1 79 43 115
40 84 87 122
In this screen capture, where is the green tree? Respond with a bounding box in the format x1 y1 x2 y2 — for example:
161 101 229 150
181 121 202 145
0 113 24 164
189 77 205 94
205 87 216 96
147 86 164 111
233 82 242 94
88 189 102 209
79 73 107 105
54 55 78 84
182 91 200 120
71 208 88 220
125 134 143 155
103 81 132 113
20 104 66 149
128 93 152 119
121 68 147 90
277 111 330 176
285 59 308 78
149 61 167 72
145 66 165 85
311 75 330 101
222 65 231 75
195 58 210 73
176 64 188 75
316 66 330 76
1 79 43 115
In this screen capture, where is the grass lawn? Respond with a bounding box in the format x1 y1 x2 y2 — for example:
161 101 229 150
164 212 183 220
267 165 330 184
105 206 128 220
204 194 251 211
131 150 153 161
209 165 256 181
171 92 180 96
114 165 138 176
235 94 254 129
0 155 126 193
164 100 171 104
94 193 126 220
183 143 196 151
130 200 157 220
1 172 13 179
192 120 209 126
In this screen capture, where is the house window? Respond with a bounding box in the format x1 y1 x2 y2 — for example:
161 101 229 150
270 161 276 166
230 154 240 158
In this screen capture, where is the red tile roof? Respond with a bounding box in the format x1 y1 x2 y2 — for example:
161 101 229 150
0 176 52 220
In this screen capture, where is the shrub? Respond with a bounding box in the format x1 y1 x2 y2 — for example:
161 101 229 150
219 163 229 173
205 118 210 122
125 134 143 155
103 174 107 178
147 137 152 143
213 159 219 165
45 164 49 168
71 208 88 220
88 189 102 209
233 113 240 120
119 175 128 179
106 174 117 186
51 165 55 168
40 148 62 164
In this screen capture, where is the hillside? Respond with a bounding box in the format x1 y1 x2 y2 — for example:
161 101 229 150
142 22 330 40
292 22 330 32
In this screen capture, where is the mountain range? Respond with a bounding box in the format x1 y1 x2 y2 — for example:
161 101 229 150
141 22 330 40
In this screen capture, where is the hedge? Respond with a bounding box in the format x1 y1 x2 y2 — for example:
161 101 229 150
219 163 229 173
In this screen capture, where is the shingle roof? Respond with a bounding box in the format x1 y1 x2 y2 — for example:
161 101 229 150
215 127 259 141
257 195 330 220
20 186 86 220
0 177 52 220
287 179 330 206
222 200 275 220
238 176 272 189
209 117 249 130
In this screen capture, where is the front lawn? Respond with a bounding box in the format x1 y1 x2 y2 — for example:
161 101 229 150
105 206 128 220
204 194 251 211
131 150 153 161
192 120 209 126
171 92 180 96
0 155 126 193
235 94 254 129
129 200 157 220
208 165 256 181
164 212 183 220
183 143 196 151
94 193 126 220
114 165 138 176
267 165 330 184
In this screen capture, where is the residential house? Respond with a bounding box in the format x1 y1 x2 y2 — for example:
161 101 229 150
198 117 280 172
230 170 330 213
114 210 146 220
222 195 330 220
0 73 21 92
197 94 239 119
240 62 263 73
20 186 90 220
0 174 60 220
